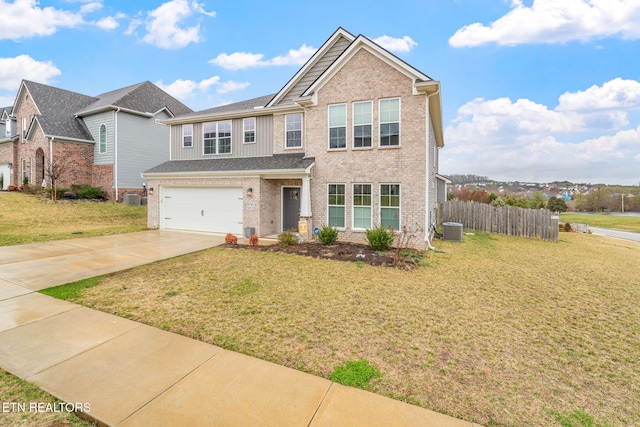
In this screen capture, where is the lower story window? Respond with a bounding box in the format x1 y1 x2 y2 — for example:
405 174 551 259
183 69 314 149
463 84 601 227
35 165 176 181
380 184 400 230
353 183 372 229
328 184 345 228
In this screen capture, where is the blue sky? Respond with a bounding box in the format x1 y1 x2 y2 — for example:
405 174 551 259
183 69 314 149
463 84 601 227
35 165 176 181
1 0 639 185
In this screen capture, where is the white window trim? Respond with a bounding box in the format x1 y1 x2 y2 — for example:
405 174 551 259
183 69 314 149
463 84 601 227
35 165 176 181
352 100 373 149
182 124 193 148
243 117 256 144
328 103 347 151
99 124 107 154
352 183 373 231
284 113 303 149
380 183 401 231
327 183 347 230
203 121 232 156
379 98 401 148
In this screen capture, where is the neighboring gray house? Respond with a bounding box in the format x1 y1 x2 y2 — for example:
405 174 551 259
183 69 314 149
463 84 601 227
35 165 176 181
0 80 192 199
143 28 447 248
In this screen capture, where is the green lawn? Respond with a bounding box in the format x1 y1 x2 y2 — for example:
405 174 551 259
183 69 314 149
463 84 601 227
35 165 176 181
560 212 640 233
41 232 640 427
0 192 148 246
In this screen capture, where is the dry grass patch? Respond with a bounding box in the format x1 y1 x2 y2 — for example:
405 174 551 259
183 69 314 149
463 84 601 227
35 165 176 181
0 192 147 246
51 233 639 426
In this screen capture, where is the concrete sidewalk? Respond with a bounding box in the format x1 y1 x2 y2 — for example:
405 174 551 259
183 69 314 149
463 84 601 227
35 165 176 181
0 231 480 426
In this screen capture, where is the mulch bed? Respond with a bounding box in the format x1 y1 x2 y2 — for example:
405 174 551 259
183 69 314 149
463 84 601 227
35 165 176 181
224 241 424 270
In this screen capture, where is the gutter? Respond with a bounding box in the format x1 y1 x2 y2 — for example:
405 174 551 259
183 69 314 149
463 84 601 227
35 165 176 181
114 108 120 201
424 86 441 250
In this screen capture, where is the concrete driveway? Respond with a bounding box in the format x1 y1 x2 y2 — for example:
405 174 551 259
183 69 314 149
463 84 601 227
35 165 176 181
0 230 224 294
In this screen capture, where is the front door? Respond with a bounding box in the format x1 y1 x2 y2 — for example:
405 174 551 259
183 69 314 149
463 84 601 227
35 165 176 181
282 187 301 231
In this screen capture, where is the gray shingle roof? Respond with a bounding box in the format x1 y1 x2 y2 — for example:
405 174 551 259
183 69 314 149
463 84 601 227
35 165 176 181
24 80 98 141
177 94 276 119
144 153 315 174
1 106 12 116
76 81 193 117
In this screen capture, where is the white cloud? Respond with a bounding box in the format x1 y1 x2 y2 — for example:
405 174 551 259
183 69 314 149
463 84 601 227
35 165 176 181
557 78 640 111
449 0 640 47
155 75 248 101
0 55 61 91
95 16 119 30
372 35 418 53
209 44 317 70
79 1 103 14
216 81 250 94
0 0 86 40
141 0 215 49
443 78 640 184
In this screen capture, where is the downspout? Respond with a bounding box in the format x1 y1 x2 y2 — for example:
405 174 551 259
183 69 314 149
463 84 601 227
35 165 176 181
114 108 120 201
425 87 440 250
49 137 54 188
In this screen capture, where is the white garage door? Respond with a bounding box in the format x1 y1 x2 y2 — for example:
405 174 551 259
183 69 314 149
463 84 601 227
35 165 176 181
162 187 243 234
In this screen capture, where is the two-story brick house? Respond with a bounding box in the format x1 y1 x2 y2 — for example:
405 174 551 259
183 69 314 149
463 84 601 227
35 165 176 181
143 28 445 247
0 80 192 198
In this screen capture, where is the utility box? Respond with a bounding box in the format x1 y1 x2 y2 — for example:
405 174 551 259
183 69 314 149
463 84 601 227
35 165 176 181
442 222 463 242
124 194 141 206
244 227 255 238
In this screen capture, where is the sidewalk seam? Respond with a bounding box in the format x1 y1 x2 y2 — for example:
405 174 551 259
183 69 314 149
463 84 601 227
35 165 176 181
307 381 334 427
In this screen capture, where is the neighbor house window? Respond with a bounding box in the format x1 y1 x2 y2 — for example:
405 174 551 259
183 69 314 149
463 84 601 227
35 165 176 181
328 104 346 149
243 118 256 143
203 121 232 155
379 98 400 146
353 184 372 230
285 113 302 148
353 101 372 148
182 124 193 147
328 184 346 228
99 124 107 154
380 184 400 230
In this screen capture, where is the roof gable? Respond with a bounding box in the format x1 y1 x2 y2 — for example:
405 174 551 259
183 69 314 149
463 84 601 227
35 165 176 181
267 28 356 107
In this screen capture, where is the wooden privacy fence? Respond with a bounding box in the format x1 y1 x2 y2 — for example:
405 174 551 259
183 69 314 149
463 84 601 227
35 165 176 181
437 201 559 242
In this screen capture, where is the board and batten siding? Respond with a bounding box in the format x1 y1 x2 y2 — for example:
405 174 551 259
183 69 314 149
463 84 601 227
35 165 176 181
170 115 273 160
277 36 352 105
117 110 171 188
83 111 114 164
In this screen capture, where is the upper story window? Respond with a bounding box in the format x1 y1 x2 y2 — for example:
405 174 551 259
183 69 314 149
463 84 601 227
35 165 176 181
353 101 373 148
182 124 193 147
203 121 232 155
99 124 107 154
328 104 346 149
379 98 400 146
285 113 302 148
21 118 27 141
243 118 256 144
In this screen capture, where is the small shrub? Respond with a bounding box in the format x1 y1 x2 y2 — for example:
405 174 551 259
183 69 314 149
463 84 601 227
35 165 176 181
330 359 381 390
278 230 298 248
365 225 395 251
7 185 18 191
563 222 573 232
45 187 69 200
249 234 259 247
225 233 238 245
22 176 28 186
317 224 339 245
71 184 105 199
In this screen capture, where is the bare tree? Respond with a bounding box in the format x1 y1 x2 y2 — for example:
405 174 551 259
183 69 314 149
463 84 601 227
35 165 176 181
45 158 69 201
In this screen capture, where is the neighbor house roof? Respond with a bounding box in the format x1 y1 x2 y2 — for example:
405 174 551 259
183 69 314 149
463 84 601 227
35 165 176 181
143 153 315 177
21 80 98 142
75 81 193 117
1 106 12 117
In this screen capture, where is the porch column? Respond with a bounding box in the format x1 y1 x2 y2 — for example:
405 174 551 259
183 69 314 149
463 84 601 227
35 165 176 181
300 175 312 218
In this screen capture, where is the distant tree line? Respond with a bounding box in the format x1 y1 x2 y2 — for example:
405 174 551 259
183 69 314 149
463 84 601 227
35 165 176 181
448 187 640 213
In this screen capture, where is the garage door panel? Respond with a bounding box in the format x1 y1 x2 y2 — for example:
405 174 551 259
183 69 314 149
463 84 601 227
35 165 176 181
162 187 243 234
